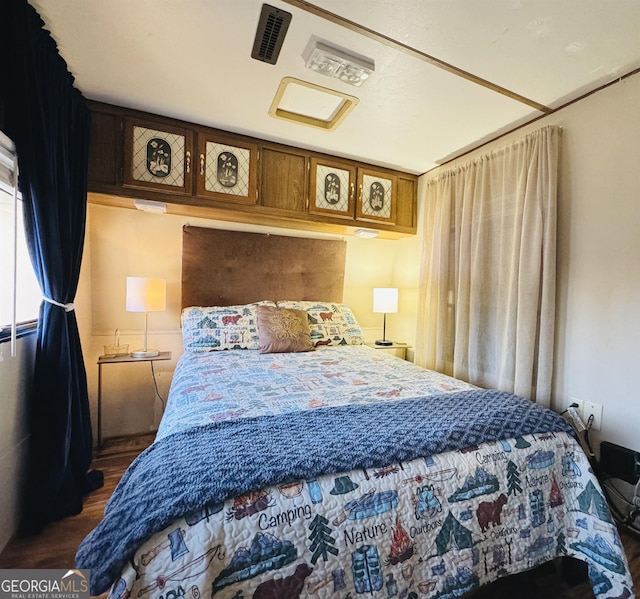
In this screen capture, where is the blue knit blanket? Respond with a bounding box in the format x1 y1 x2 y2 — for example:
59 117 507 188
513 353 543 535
76 389 573 594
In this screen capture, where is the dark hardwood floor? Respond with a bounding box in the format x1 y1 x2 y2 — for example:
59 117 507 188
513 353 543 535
1 435 638 598
0 434 154 574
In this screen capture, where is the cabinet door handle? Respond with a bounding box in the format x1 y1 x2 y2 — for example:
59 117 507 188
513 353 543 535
350 182 354 200
358 184 363 202
186 151 191 174
199 153 205 176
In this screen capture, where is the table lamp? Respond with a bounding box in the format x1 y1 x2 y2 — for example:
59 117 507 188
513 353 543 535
126 277 166 357
373 287 398 346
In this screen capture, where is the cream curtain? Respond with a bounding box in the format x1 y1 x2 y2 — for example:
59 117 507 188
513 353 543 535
415 126 560 406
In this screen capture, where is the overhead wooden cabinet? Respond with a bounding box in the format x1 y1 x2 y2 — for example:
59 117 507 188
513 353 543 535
258 145 308 213
123 117 193 196
87 107 121 191
196 131 257 205
356 167 397 225
86 100 418 239
395 174 418 231
309 156 356 220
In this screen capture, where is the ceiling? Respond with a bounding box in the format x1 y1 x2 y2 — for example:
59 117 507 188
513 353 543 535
28 0 640 175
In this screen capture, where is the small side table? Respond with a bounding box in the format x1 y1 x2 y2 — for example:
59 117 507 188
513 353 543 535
365 342 412 361
97 351 172 449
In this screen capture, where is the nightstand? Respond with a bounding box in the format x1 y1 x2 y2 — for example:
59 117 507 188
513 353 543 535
365 342 412 361
97 351 171 450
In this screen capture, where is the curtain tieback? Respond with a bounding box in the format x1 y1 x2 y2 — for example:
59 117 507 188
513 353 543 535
43 296 75 312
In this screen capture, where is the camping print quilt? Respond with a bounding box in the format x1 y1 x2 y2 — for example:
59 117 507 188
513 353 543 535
108 432 633 599
102 348 634 599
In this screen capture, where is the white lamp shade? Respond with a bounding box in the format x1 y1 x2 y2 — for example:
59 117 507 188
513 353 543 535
126 277 166 312
373 287 398 314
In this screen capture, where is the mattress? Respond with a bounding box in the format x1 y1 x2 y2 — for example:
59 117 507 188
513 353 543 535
155 345 475 439
77 346 634 598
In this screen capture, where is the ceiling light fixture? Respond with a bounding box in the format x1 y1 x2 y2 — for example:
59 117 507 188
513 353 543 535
269 77 359 130
303 40 374 87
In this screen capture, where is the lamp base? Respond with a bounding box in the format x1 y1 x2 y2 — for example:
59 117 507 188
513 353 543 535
131 348 159 358
374 339 393 346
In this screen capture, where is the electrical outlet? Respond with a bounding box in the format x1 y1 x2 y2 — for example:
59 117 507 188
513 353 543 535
570 397 585 420
584 401 603 431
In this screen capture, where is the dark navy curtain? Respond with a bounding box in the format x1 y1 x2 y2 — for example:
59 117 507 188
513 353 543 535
2 0 102 531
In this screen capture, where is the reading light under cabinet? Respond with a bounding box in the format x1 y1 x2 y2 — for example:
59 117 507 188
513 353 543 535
134 199 167 214
354 228 379 239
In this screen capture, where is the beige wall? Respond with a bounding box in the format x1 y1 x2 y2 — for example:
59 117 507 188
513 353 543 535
418 73 640 453
77 204 403 439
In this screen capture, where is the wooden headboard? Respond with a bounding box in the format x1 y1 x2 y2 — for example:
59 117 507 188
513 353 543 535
181 226 346 308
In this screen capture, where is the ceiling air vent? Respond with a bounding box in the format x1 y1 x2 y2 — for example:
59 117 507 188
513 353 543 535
251 4 292 65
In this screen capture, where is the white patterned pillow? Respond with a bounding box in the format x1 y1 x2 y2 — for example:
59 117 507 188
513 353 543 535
182 302 275 352
276 301 365 347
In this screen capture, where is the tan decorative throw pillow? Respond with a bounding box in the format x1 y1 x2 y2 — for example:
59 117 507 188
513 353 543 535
257 305 314 354
276 301 365 346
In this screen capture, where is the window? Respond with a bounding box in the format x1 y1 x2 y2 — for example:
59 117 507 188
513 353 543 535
0 130 40 344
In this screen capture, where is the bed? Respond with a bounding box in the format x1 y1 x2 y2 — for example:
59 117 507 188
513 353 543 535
77 227 634 599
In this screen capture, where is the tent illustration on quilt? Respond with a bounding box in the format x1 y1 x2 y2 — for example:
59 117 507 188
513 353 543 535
574 481 613 524
435 513 474 555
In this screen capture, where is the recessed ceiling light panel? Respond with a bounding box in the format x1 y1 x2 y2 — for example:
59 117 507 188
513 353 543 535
269 77 359 131
278 83 345 120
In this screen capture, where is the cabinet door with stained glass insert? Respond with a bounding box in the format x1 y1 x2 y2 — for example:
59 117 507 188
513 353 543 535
356 168 397 225
123 118 193 195
309 156 356 219
196 132 257 204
